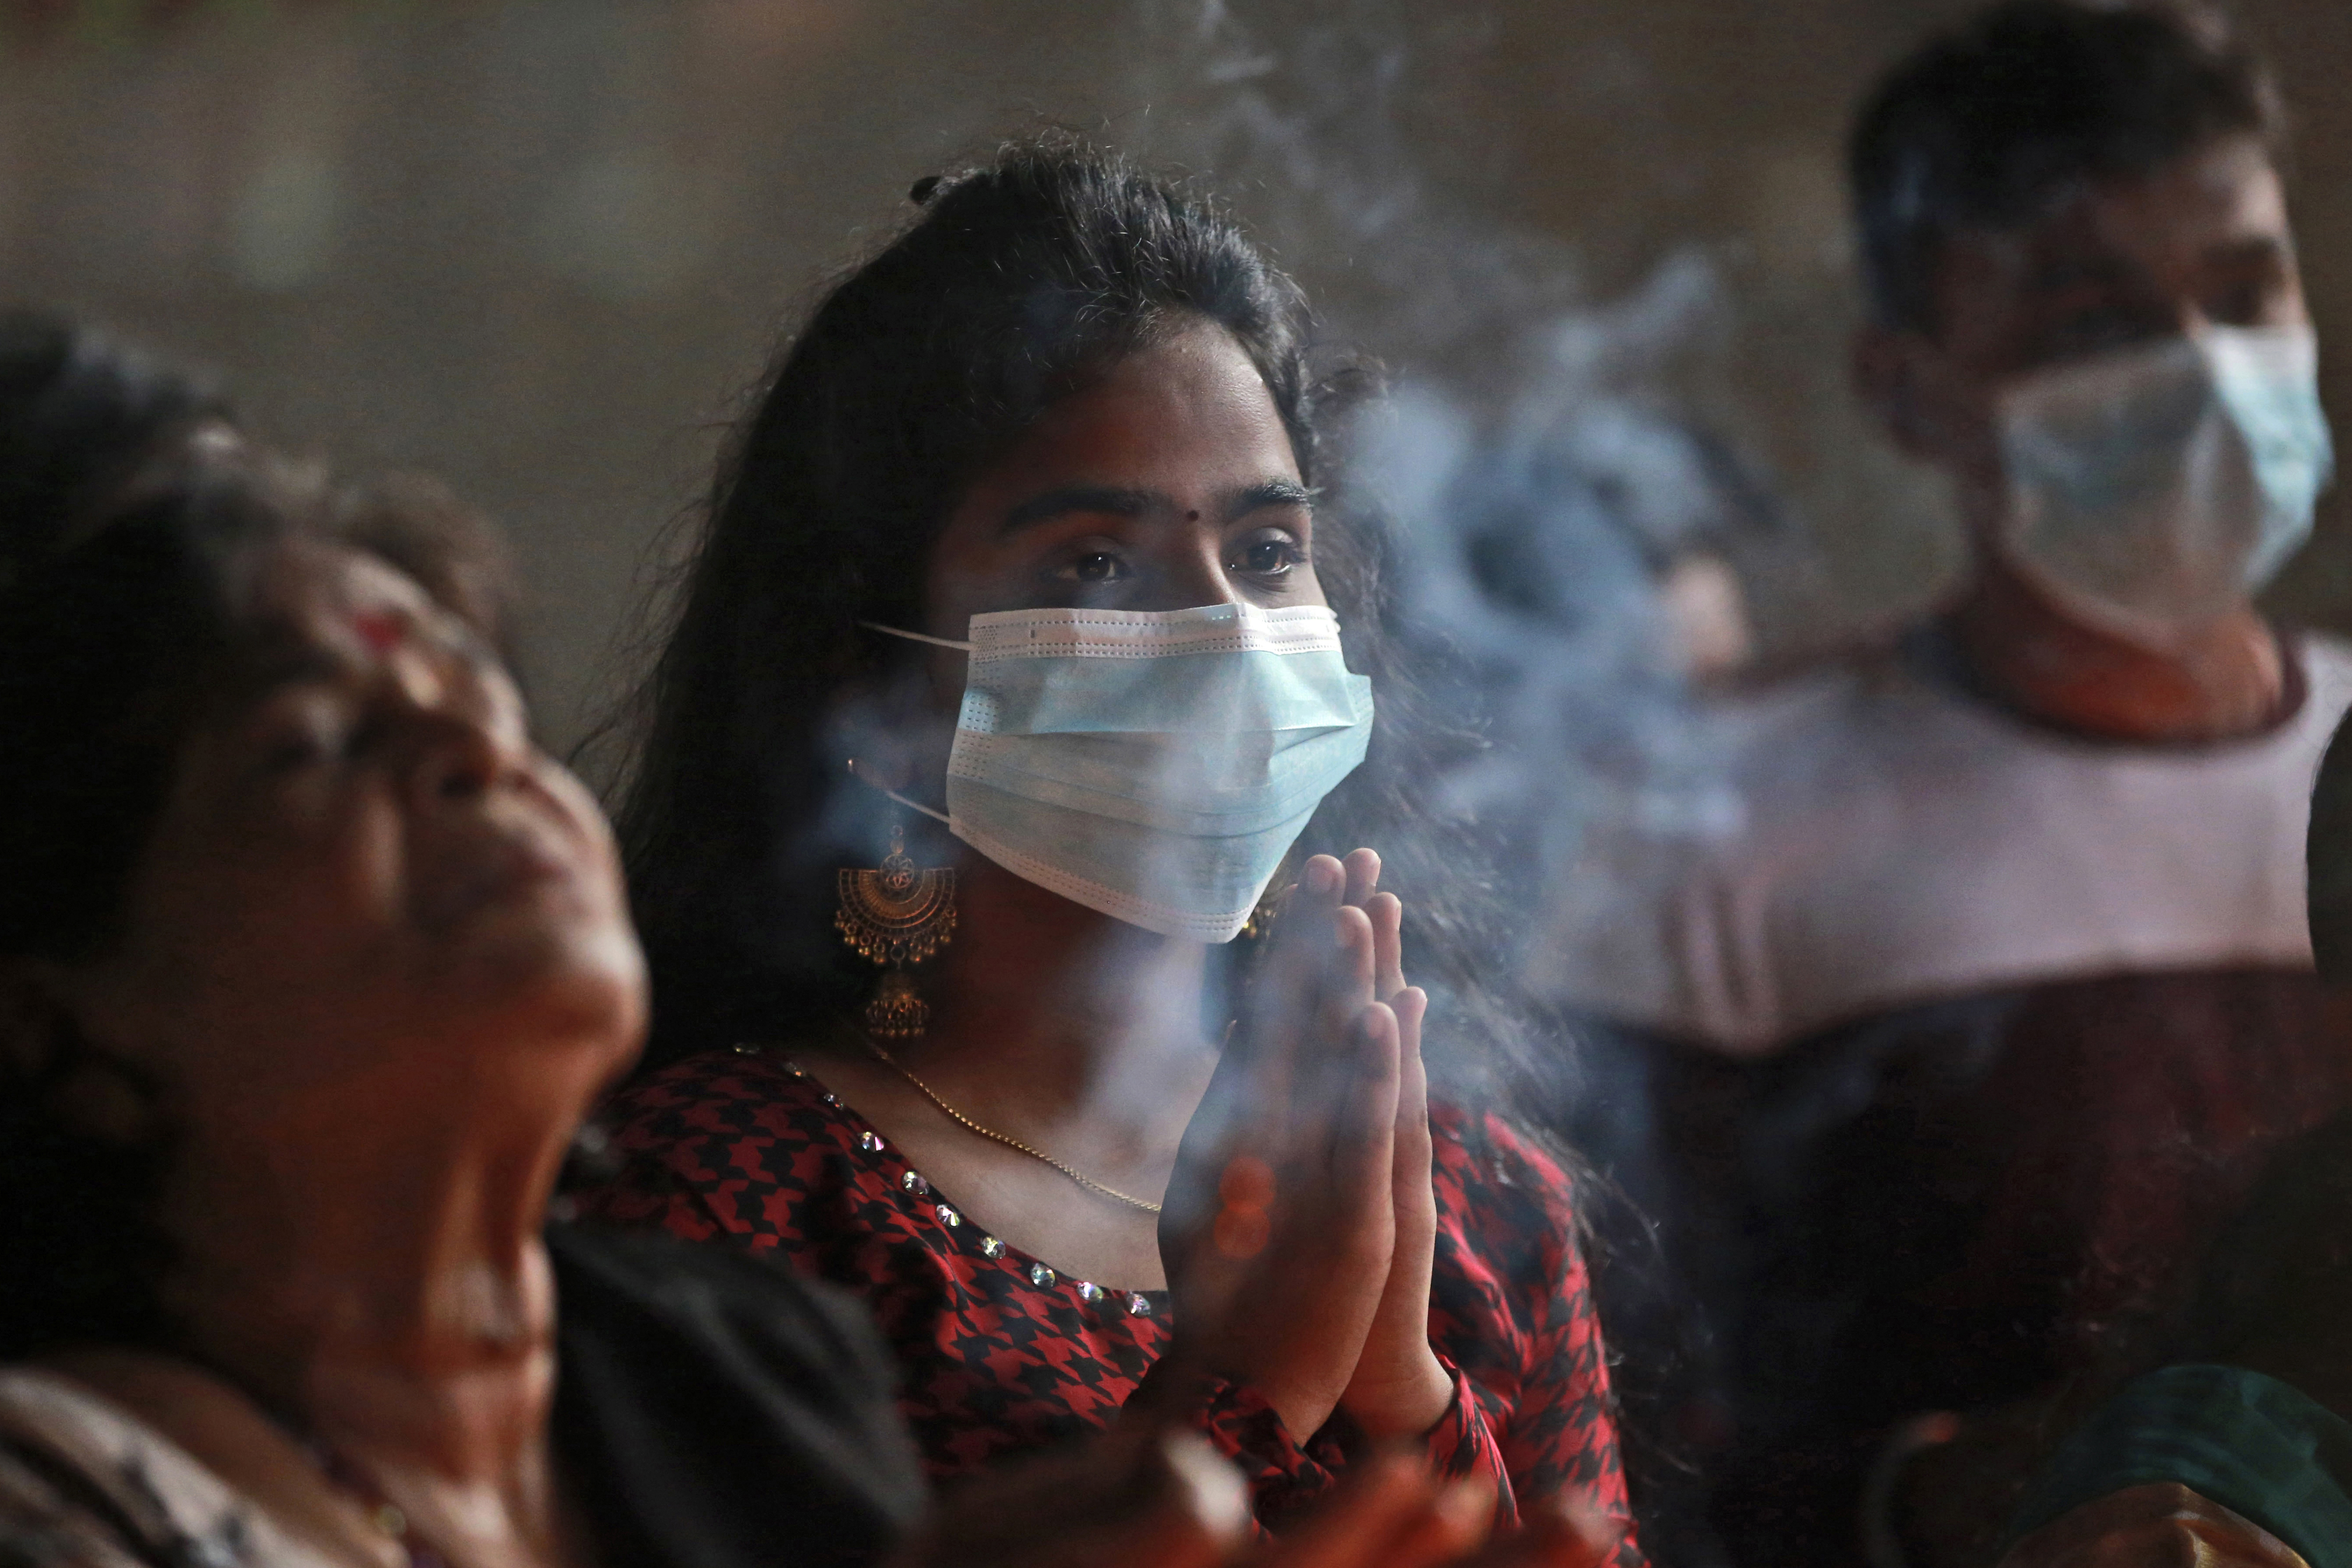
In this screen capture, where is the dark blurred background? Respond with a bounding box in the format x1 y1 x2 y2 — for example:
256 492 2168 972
8 0 2350 755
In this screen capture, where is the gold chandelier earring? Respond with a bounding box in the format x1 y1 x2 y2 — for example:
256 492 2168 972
836 820 958 1039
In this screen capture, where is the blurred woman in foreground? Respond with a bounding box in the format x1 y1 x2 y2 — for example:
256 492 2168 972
0 315 927 1568
0 316 1623 1568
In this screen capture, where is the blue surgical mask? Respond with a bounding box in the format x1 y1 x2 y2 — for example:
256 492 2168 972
1996 324 2334 646
866 603 1374 941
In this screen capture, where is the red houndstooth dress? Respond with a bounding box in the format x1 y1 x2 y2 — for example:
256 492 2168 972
572 1045 1642 1560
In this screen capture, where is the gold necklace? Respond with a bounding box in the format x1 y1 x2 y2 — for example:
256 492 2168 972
856 1035 1165 1215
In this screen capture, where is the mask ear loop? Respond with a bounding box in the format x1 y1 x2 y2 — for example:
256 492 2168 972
858 620 974 653
846 757 952 828
880 784 951 829
850 619 969 826
840 625 967 1038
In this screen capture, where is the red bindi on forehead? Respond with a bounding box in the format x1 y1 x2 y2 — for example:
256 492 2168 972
351 610 407 655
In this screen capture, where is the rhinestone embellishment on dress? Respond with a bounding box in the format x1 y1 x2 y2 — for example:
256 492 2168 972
902 1171 930 1196
730 1043 759 1055
935 1204 961 1227
1076 1281 1105 1302
1126 1294 1153 1317
981 1236 1005 1258
858 1131 884 1152
822 1092 839 1106
1029 1263 1056 1288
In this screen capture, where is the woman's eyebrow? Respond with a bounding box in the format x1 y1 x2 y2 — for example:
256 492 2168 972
1227 480 1318 518
999 485 1158 535
226 643 348 700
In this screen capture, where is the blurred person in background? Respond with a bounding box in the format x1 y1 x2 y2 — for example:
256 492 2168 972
569 141 1641 1558
1986 724 2352 1568
0 314 1637 1568
1984 1113 2352 1568
1534 2 2352 1563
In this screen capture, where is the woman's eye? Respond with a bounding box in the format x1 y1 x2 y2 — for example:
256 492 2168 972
261 722 352 775
256 706 379 776
341 715 387 759
1232 535 1306 578
262 731 330 774
1054 551 1129 585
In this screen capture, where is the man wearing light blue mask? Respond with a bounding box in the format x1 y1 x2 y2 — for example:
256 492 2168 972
1531 4 2352 1564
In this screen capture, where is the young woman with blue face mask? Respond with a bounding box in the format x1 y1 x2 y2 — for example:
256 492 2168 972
573 143 1641 1557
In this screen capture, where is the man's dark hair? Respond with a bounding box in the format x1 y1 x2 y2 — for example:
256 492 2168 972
1851 0 2284 332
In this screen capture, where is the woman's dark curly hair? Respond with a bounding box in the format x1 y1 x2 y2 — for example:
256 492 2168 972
0 312 512 1359
605 138 1533 1109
